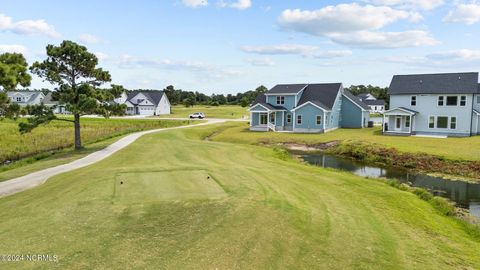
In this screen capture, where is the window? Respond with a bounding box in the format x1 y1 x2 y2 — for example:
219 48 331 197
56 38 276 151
450 117 457 129
460 96 466 106
260 114 267 125
477 95 480 104
446 96 458 106
436 116 448 129
16 97 21 102
316 115 322 125
286 114 292 123
411 96 417 106
297 115 302 125
276 96 285 105
428 116 435 128
405 116 410 128
437 96 444 106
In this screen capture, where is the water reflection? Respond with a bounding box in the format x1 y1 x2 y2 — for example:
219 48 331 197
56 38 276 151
302 154 480 218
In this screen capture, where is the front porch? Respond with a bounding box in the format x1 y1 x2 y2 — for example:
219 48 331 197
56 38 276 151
383 107 418 136
250 104 290 132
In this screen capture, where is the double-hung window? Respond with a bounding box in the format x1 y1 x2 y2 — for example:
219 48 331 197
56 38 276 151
450 117 457 129
446 96 458 106
460 96 466 106
428 116 435 128
286 114 292 123
477 95 480 104
276 96 285 105
438 96 444 106
16 97 21 102
410 96 417 106
296 115 302 125
316 115 322 125
405 116 410 128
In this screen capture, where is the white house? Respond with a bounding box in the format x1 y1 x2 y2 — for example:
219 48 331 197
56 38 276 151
115 90 171 116
357 93 385 114
7 91 45 106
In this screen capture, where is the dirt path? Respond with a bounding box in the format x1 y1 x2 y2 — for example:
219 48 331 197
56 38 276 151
0 119 226 198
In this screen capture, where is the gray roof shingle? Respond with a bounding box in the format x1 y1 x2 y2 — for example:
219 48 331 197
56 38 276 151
267 84 307 94
342 89 370 110
297 83 342 110
363 99 385 106
389 72 479 95
127 90 165 105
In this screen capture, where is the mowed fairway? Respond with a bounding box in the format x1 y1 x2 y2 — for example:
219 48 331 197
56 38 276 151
0 123 479 269
158 105 248 119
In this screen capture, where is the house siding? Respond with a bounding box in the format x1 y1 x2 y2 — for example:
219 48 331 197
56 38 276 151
266 95 296 110
473 94 480 112
341 95 363 128
294 104 325 133
391 94 473 136
250 104 268 112
155 95 171 115
325 90 342 130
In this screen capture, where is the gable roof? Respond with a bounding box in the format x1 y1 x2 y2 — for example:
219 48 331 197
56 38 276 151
297 83 342 110
43 92 57 105
357 93 376 100
363 99 385 106
250 94 287 111
266 84 307 94
389 72 479 95
342 89 370 111
7 91 44 103
127 91 165 105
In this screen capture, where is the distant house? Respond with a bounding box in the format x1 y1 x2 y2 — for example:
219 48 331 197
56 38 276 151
115 90 171 116
384 72 480 137
43 92 68 114
7 91 45 106
357 93 385 114
249 83 370 133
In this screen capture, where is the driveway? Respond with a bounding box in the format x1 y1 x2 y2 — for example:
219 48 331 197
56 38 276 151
0 119 226 198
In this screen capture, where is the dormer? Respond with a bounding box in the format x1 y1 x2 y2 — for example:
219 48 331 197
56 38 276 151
264 84 308 110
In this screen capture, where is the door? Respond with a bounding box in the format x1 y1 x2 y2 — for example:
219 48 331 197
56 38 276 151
395 117 402 130
260 114 267 125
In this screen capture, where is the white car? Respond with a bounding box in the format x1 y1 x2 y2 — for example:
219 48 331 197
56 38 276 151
189 112 205 119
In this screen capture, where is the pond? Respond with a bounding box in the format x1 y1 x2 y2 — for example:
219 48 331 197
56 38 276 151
300 153 480 218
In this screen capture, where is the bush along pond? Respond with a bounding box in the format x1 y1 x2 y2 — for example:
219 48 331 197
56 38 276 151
300 152 480 219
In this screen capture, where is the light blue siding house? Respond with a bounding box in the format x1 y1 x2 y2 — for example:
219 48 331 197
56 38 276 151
384 72 480 137
249 83 370 133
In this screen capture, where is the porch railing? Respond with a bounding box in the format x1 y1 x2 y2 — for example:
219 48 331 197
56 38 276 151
267 122 276 131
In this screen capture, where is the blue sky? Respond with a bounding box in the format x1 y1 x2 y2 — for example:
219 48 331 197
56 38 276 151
1 0 480 94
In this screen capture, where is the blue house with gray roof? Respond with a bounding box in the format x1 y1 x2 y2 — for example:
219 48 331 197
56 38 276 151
249 83 370 133
384 72 480 137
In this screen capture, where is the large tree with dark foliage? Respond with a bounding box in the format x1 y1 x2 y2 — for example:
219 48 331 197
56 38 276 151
0 52 31 119
346 84 390 109
27 40 126 149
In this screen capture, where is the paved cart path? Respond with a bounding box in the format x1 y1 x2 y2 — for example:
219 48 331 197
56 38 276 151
0 119 226 198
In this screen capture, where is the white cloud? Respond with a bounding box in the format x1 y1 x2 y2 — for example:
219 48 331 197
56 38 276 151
443 3 480 25
240 44 353 59
367 0 444 10
78 33 100 44
218 0 252 10
94 52 109 61
0 44 27 54
311 50 353 58
0 14 60 38
278 4 419 36
426 49 480 60
329 30 438 49
245 57 275 66
240 44 318 56
182 0 208 8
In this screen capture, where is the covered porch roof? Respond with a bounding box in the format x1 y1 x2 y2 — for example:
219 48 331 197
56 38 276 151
384 107 418 116
249 102 287 112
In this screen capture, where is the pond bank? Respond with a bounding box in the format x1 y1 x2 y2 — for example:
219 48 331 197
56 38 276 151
278 141 480 183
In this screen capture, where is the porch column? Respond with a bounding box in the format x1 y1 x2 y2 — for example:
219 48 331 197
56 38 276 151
409 115 412 134
293 111 296 131
382 114 386 133
282 111 285 127
249 111 253 126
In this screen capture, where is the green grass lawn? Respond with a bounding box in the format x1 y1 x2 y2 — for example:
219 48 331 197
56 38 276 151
0 118 192 164
210 122 480 161
0 122 479 269
158 104 248 119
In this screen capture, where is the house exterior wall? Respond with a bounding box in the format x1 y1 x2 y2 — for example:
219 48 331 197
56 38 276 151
294 104 325 133
266 95 296 110
341 95 363 128
325 90 342 130
390 94 473 136
155 95 171 115
474 94 480 112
